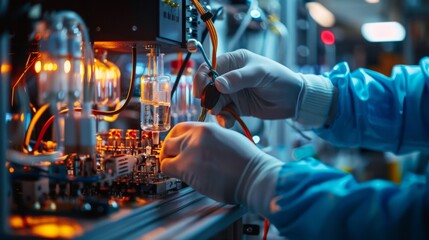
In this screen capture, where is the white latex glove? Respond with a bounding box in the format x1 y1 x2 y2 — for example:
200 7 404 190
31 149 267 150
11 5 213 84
194 49 335 128
160 122 283 216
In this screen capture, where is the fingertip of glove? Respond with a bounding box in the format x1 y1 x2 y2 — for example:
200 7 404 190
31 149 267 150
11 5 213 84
214 77 231 93
216 113 235 128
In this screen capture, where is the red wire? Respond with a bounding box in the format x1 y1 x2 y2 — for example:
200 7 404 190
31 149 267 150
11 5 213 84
263 219 270 240
222 105 252 140
33 115 55 151
222 105 270 240
32 108 69 152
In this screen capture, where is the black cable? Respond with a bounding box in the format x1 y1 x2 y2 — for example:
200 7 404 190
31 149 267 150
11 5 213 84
171 6 224 99
171 52 192 98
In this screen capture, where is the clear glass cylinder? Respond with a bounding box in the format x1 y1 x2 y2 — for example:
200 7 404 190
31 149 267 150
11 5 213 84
37 22 69 105
94 59 108 106
37 53 68 105
140 75 171 132
66 22 83 104
104 59 121 107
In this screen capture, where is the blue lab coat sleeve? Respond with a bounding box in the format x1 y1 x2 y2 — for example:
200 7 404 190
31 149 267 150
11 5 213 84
315 57 429 153
267 59 429 239
268 158 428 240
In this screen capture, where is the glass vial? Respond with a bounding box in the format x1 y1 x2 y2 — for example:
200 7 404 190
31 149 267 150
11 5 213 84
140 52 171 132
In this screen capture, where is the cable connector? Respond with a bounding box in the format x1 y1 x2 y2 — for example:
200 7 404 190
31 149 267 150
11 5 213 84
201 82 220 109
186 39 199 53
200 11 213 22
186 39 220 110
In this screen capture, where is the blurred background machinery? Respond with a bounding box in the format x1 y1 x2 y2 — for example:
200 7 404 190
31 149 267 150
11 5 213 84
1 0 429 239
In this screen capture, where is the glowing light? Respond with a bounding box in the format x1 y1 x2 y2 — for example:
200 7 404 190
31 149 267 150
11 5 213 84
9 167 14 173
321 30 335 45
64 60 71 74
1 64 12 73
35 61 42 73
80 62 84 75
366 0 379 3
250 9 261 19
306 2 335 28
32 223 82 239
9 216 24 228
361 21 406 42
34 33 41 41
50 202 57 211
164 83 170 91
42 62 58 72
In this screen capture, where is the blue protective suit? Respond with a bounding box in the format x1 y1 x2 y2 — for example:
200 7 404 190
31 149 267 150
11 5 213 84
269 57 429 239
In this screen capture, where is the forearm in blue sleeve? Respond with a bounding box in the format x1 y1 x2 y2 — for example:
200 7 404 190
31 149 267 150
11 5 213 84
268 158 428 240
315 57 429 153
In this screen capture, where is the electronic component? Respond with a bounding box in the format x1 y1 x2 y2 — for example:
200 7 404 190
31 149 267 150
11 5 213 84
104 155 137 178
42 0 204 52
20 178 50 209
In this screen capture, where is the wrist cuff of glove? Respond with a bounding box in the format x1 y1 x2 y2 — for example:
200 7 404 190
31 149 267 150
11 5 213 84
294 74 334 128
236 152 283 216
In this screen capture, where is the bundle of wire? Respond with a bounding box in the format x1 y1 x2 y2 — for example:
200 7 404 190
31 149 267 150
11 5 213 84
190 0 218 122
190 1 270 239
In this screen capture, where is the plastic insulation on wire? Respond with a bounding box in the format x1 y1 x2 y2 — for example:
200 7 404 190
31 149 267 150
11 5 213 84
222 105 252 140
263 218 271 240
11 53 40 106
171 6 223 99
171 52 192 98
188 38 220 121
23 104 49 152
189 0 219 122
190 0 218 69
32 46 137 152
201 6 224 44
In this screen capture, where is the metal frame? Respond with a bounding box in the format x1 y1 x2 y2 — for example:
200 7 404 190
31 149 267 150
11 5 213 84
5 188 246 239
0 0 10 236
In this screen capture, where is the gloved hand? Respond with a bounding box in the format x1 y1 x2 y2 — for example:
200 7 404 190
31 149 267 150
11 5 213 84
160 121 283 216
194 49 335 128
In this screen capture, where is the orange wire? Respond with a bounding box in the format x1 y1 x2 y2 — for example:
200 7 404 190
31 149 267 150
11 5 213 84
222 105 271 240
190 3 269 237
33 115 55 151
191 0 218 70
192 0 219 122
222 105 252 140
